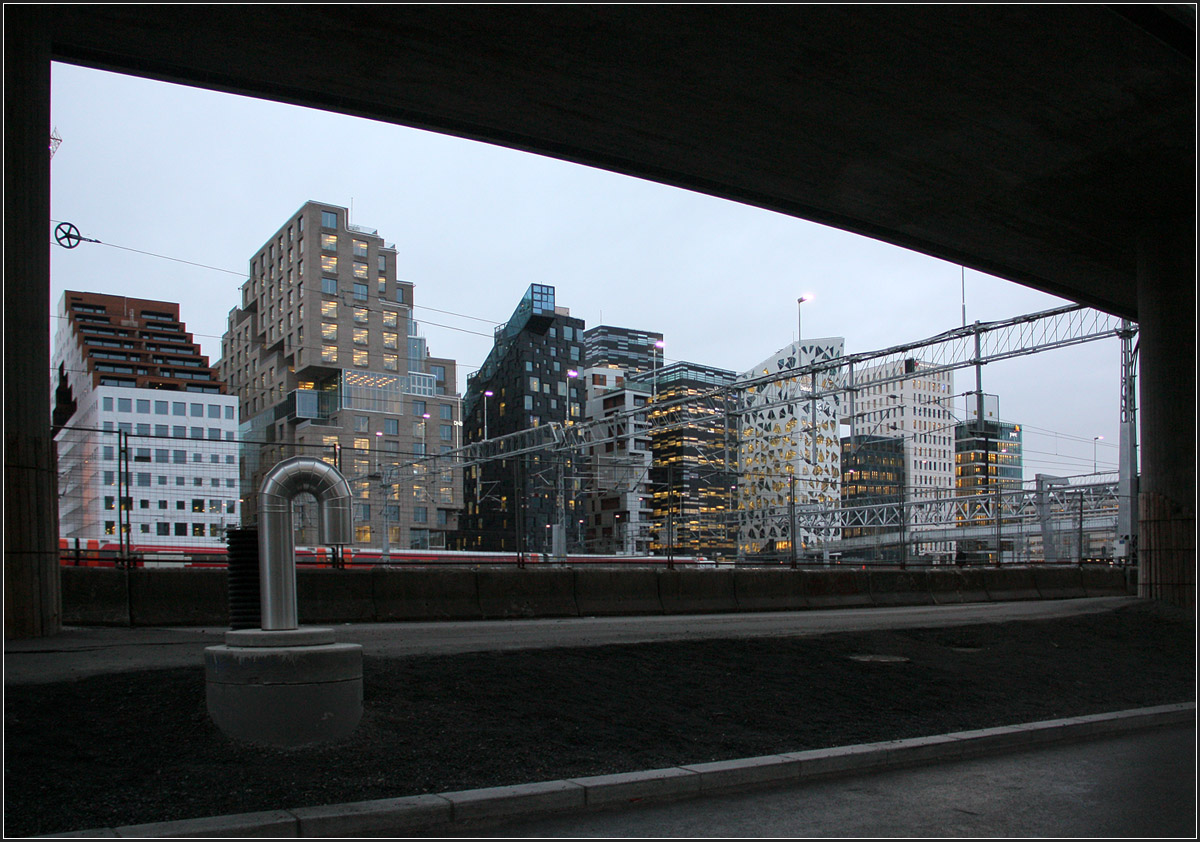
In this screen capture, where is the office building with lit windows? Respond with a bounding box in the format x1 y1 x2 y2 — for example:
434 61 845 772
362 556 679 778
456 284 587 554
579 365 655 555
216 201 461 550
853 357 956 561
840 433 906 562
583 325 665 374
627 361 737 559
954 419 1023 496
51 291 240 547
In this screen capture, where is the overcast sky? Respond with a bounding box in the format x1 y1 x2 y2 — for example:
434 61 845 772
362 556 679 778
48 63 1128 480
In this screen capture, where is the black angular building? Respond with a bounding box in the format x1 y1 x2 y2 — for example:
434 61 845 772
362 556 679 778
456 285 587 553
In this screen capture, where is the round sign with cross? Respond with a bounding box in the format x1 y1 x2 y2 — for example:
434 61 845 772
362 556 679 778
54 222 82 249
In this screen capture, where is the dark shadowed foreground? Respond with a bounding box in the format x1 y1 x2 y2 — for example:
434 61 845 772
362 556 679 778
4 601 1193 837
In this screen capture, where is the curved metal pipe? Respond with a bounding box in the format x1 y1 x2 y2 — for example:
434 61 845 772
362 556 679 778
258 457 352 630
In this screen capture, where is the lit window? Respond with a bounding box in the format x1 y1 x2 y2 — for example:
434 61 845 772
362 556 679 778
321 233 338 253
383 311 397 329
353 261 368 279
353 349 368 367
322 255 337 274
354 307 369 324
322 323 337 341
322 345 338 363
383 354 399 371
353 239 368 258
383 332 398 349
353 328 368 346
322 300 337 319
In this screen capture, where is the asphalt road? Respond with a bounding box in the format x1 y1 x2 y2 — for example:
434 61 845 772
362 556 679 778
4 596 1141 684
438 722 1197 838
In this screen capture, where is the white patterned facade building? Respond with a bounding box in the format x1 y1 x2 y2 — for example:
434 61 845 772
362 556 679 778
736 338 845 558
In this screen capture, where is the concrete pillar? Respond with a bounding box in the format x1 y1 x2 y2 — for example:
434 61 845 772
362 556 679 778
1136 219 1196 608
4 8 61 639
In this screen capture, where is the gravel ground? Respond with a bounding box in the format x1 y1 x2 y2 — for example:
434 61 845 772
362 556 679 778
4 600 1194 837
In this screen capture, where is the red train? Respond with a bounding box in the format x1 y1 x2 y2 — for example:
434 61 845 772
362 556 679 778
58 538 713 568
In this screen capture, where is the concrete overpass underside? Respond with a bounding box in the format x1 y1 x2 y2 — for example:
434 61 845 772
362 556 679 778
5 5 1194 635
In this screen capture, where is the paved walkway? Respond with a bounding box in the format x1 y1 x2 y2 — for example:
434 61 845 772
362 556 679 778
5 596 1142 684
444 722 1197 838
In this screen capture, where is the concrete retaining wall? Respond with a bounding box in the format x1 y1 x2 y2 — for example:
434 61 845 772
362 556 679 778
802 569 872 609
868 570 934 607
59 565 1137 627
1031 566 1087 600
477 568 578 619
658 569 738 614
574 569 661 616
298 569 375 624
733 569 806 612
981 566 1041 601
373 568 481 621
925 568 967 605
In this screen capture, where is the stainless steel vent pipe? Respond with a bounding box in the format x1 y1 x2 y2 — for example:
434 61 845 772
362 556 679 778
258 457 352 630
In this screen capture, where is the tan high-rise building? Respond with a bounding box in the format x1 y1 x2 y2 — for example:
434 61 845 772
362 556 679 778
217 201 461 551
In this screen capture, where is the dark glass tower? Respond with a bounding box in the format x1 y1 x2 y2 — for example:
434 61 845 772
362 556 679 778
456 285 587 553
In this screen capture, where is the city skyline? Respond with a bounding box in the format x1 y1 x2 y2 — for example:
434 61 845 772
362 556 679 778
47 63 1126 482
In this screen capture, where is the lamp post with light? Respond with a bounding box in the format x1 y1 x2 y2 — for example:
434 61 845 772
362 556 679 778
797 294 812 344
483 390 493 440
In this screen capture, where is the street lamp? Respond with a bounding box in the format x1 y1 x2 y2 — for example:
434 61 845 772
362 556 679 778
566 370 579 423
483 390 493 440
797 294 812 343
1093 436 1103 473
374 430 382 473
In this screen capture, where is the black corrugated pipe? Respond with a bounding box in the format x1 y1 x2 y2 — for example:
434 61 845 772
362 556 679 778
226 527 261 630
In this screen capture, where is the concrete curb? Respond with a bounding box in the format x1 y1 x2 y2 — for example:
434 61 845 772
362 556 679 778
52 701 1194 838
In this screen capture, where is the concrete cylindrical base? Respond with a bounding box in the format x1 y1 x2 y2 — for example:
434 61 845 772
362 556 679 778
204 627 363 747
